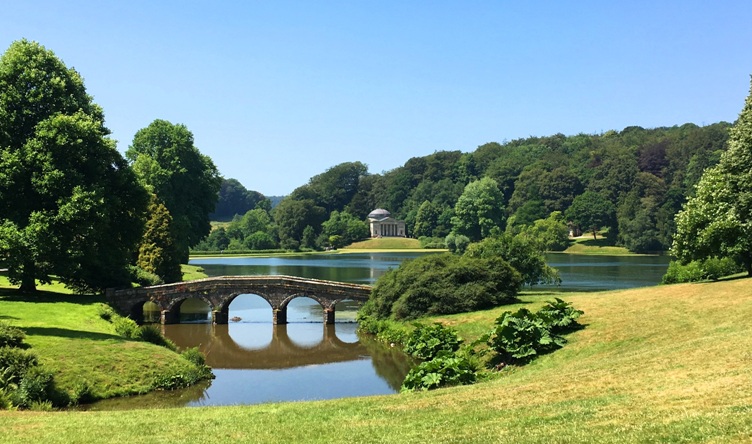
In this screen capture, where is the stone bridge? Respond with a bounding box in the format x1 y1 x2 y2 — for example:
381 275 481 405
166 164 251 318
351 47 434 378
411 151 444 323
105 275 372 325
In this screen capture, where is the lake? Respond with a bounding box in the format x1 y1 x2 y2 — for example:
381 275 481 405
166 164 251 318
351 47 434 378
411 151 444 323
85 251 670 410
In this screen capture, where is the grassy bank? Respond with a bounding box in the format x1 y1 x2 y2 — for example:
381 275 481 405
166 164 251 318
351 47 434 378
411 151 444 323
2 277 751 442
0 274 209 403
563 235 643 255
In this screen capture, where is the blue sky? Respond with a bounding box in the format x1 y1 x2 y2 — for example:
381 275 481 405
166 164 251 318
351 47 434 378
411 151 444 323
3 1 752 196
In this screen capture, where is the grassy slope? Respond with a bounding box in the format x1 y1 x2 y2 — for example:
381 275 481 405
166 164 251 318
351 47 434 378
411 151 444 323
0 275 204 401
563 235 635 255
2 278 751 443
344 238 424 250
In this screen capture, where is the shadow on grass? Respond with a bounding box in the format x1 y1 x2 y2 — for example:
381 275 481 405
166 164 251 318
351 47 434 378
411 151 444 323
0 288 105 305
577 237 617 248
0 315 20 320
23 326 124 342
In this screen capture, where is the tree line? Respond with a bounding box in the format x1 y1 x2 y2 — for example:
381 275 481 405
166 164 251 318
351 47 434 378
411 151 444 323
224 120 729 255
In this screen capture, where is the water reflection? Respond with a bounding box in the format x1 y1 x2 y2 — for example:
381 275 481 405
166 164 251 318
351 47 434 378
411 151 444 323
164 323 367 370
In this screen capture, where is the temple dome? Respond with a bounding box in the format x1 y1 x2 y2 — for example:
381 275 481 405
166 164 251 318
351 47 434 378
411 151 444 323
367 208 391 219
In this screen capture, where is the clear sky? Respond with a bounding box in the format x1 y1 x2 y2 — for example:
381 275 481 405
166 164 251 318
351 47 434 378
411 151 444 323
3 1 752 196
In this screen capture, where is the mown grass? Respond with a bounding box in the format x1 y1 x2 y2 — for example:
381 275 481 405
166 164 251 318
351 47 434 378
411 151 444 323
2 278 751 443
180 264 208 281
563 236 636 255
344 238 424 250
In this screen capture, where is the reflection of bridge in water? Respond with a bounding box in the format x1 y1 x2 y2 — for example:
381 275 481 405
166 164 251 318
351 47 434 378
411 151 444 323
165 323 366 370
106 275 372 325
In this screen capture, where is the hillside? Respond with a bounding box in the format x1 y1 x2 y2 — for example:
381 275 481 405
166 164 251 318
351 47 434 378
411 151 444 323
1 278 750 443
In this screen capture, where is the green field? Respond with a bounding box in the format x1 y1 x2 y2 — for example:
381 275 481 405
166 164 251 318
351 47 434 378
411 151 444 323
1 274 751 443
343 237 425 250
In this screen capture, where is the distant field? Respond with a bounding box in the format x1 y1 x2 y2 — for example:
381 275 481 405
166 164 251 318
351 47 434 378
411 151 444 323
343 237 423 250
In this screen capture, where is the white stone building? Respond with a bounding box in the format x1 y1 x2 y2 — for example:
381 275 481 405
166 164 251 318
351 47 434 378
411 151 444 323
367 209 406 238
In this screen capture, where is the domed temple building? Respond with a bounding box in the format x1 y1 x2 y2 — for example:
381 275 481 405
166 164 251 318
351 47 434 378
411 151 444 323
367 209 406 238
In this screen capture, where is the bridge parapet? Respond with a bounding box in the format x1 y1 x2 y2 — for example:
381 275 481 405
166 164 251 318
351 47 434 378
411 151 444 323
106 275 372 325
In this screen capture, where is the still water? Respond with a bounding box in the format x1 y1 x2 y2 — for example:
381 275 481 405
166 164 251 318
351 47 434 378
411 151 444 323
191 252 672 291
86 252 670 410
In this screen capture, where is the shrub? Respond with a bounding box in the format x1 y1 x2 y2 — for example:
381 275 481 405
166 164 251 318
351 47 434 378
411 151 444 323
363 253 522 321
356 314 409 345
537 298 584 334
15 366 54 408
0 348 37 387
135 324 177 350
401 352 477 391
662 257 743 284
113 317 140 339
95 304 115 322
485 308 566 365
181 347 213 379
403 323 463 361
0 322 26 348
69 379 95 405
128 265 164 287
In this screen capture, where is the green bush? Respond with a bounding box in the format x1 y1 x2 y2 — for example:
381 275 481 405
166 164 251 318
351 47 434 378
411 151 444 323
356 314 409 345
113 317 140 339
363 253 522 321
95 304 115 322
0 322 26 348
15 366 54 408
401 352 477 392
0 347 37 387
135 324 177 350
181 347 213 380
403 323 463 361
485 308 566 365
537 298 584 334
128 265 164 287
662 257 743 284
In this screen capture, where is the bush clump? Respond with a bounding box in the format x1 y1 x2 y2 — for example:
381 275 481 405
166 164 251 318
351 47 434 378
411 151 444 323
662 257 743 284
482 299 584 366
401 353 477 392
362 253 522 321
403 323 463 361
0 322 26 348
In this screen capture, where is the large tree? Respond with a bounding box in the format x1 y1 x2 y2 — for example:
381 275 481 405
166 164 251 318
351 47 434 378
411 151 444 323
137 196 182 283
126 120 221 262
672 78 752 275
0 40 148 292
451 177 505 241
565 191 615 240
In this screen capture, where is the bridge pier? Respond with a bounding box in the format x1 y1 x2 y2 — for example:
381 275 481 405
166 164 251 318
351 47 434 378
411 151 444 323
273 306 287 325
161 309 180 325
212 310 228 325
323 307 335 324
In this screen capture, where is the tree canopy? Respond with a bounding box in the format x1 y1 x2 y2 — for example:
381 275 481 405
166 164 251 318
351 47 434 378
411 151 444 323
126 119 221 262
0 40 148 292
672 78 752 275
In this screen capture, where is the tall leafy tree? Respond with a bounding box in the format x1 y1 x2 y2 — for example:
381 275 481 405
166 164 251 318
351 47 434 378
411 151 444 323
0 40 148 292
672 79 752 275
126 120 221 262
565 191 616 240
451 177 505 241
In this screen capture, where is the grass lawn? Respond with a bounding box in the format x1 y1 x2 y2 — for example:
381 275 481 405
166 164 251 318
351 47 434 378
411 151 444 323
2 276 751 443
563 235 639 255
0 272 208 402
343 238 425 250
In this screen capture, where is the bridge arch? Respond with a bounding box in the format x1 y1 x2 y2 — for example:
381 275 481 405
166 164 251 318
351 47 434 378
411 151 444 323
106 275 372 325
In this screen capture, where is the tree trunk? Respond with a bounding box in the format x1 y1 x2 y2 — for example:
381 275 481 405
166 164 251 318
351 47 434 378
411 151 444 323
19 261 36 293
592 230 597 240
